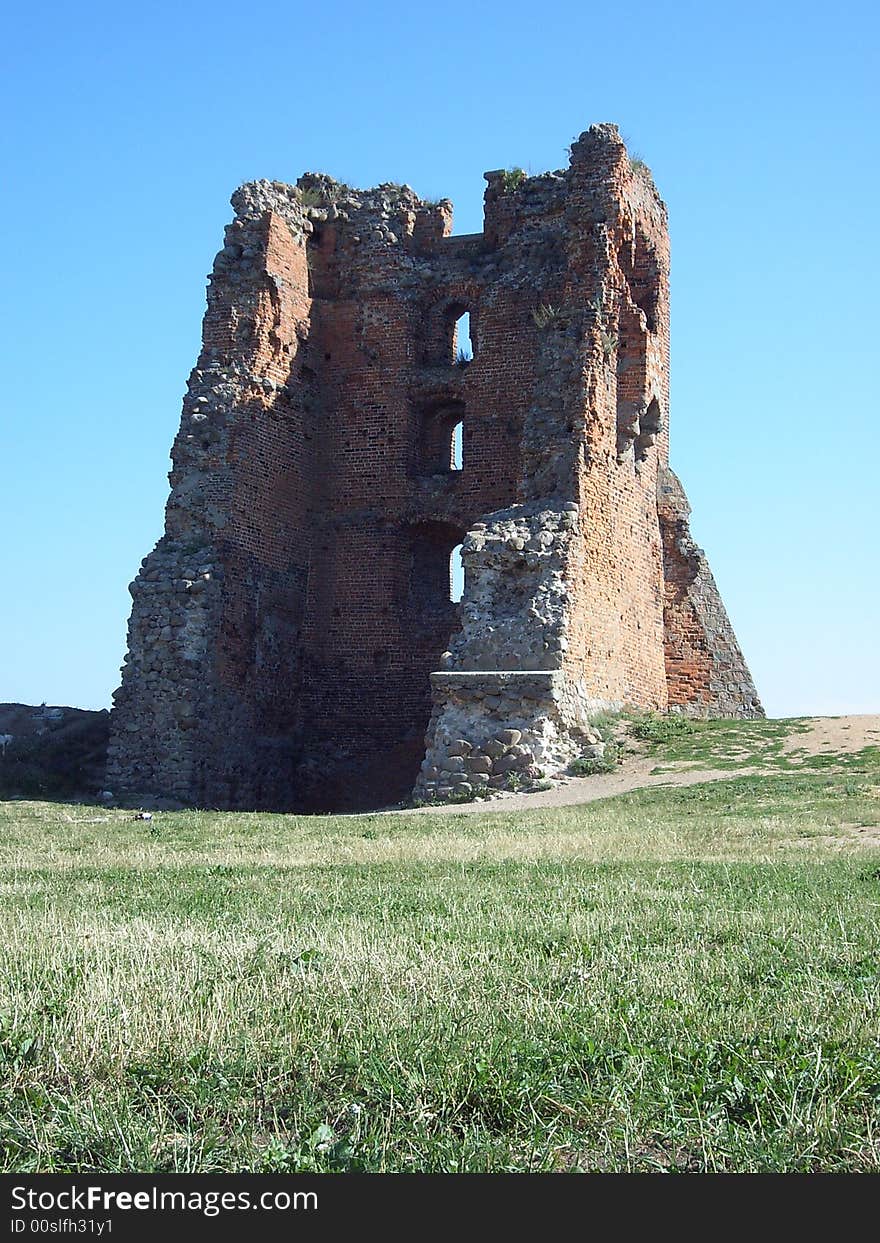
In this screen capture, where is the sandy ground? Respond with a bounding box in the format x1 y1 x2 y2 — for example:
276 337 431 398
393 716 880 817
782 714 880 757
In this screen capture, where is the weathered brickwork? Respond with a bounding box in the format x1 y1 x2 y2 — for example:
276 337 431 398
108 123 761 810
658 467 762 718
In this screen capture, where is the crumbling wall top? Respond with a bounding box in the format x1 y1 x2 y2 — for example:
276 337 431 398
226 123 665 265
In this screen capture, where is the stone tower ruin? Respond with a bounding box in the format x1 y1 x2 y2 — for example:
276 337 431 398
107 123 762 811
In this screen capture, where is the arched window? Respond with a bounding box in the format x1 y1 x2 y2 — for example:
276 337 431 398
422 300 478 365
419 400 465 474
408 522 465 615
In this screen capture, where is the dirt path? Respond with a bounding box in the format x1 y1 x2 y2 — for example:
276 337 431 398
392 715 880 817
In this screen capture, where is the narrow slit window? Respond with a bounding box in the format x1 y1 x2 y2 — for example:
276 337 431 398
450 544 464 602
452 421 463 471
454 311 472 366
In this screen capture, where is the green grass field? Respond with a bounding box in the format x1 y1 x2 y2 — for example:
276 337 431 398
1 720 879 1172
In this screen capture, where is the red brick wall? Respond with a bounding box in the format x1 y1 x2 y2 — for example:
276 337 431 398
294 236 536 805
658 466 763 718
559 130 671 711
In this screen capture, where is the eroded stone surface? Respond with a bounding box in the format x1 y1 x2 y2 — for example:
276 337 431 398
658 467 763 719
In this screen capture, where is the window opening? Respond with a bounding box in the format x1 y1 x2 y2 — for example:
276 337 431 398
452 421 463 471
450 544 464 602
454 311 473 366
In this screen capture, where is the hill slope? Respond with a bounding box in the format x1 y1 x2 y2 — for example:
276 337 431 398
416 714 880 824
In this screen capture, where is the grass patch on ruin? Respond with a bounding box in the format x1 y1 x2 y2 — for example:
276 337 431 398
1 741 879 1173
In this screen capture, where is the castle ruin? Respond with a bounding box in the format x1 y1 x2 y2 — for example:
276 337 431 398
107 124 762 811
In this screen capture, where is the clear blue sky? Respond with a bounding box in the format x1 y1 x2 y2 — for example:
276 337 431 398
2 1 877 717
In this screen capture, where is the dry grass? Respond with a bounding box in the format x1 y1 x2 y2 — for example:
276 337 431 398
1 739 879 1172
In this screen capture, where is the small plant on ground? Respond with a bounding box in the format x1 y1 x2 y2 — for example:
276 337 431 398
455 346 472 367
570 741 620 777
630 714 696 745
602 739 620 766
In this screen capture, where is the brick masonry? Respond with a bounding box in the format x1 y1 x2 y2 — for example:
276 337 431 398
107 123 762 811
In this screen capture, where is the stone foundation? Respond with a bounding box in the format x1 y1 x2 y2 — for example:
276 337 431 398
415 671 598 799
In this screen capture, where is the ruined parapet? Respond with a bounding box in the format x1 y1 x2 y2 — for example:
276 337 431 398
110 124 761 813
658 467 763 719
